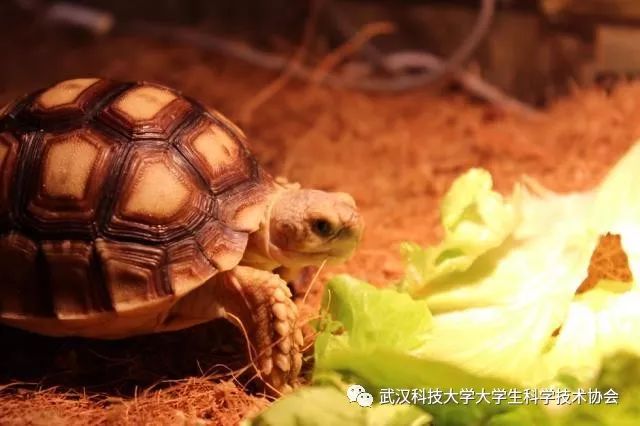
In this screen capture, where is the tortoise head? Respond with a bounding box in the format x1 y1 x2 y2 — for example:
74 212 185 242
266 188 364 268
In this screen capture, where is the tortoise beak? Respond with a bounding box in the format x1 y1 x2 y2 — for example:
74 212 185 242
334 193 363 239
339 211 364 243
330 196 364 260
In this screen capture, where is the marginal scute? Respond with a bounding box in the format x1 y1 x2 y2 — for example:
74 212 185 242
42 133 100 200
0 133 20 223
217 178 275 232
207 108 247 139
0 233 41 316
35 78 100 110
113 85 177 122
0 142 8 166
195 221 248 271
166 238 218 296
95 239 168 312
0 132 19 174
228 198 268 232
42 240 101 318
0 102 10 119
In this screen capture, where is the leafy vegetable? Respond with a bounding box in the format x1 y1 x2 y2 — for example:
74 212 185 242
316 277 510 388
398 144 640 387
243 385 431 426
558 352 640 426
316 275 433 355
401 168 519 301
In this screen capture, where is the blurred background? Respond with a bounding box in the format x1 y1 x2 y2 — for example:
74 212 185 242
3 1 640 424
3 0 640 105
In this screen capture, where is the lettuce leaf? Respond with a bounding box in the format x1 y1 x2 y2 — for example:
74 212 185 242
243 385 431 426
400 168 519 302
316 275 433 355
313 277 522 425
398 144 640 387
561 352 640 426
316 276 510 389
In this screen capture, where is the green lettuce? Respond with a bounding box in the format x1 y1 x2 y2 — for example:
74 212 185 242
315 277 511 390
483 353 640 426
398 143 640 387
555 352 640 426
400 168 519 301
243 385 431 426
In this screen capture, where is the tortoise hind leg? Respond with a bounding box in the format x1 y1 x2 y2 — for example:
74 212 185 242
163 266 303 393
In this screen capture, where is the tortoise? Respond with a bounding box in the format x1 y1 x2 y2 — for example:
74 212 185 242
0 78 363 392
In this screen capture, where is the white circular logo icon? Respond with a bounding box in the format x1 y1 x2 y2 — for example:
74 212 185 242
356 392 374 407
346 384 366 402
346 384 373 407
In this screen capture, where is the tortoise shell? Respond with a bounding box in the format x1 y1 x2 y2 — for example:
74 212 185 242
0 78 275 321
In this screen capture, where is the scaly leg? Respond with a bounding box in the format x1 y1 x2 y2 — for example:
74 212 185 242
164 265 303 393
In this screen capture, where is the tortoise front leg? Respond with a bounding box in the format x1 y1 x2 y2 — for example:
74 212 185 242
166 265 303 393
226 266 303 392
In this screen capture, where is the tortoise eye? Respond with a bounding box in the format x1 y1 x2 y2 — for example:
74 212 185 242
311 219 334 237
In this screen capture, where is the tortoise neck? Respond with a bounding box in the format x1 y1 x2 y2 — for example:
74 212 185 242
240 184 289 270
241 230 282 270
